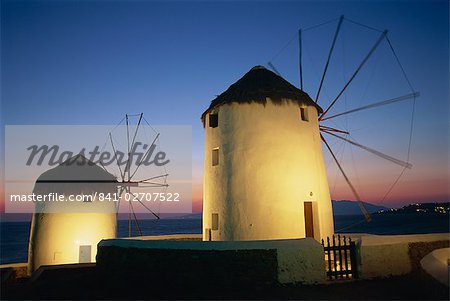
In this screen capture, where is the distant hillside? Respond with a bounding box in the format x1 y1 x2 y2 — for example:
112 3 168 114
170 201 388 219
332 200 388 216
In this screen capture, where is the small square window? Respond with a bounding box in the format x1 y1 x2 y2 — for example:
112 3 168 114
212 213 219 230
212 148 219 166
209 113 218 128
300 107 309 122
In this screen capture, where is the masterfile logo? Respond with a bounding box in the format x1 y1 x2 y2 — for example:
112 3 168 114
4 125 192 214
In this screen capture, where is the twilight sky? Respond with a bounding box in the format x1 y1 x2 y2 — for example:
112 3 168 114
1 0 449 212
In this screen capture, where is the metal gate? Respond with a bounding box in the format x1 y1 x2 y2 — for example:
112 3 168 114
321 235 358 280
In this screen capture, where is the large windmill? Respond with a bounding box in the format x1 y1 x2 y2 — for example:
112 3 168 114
201 16 417 242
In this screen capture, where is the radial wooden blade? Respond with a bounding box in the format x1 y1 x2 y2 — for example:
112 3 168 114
138 182 169 187
319 125 349 135
129 133 160 180
110 133 125 181
315 15 344 103
115 185 125 216
129 196 143 236
139 174 169 183
321 134 372 222
321 92 419 121
135 197 160 220
322 130 412 169
320 30 388 121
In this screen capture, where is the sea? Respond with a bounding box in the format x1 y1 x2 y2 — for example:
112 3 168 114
1 214 448 265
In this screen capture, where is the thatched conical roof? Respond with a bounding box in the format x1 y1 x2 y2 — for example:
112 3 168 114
201 66 322 124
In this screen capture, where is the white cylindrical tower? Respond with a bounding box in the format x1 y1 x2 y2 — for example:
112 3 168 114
201 66 334 241
27 155 117 274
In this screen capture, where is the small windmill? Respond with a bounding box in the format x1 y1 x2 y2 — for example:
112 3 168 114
100 113 169 236
268 15 418 222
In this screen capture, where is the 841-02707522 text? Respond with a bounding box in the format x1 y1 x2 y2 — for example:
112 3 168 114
9 192 181 203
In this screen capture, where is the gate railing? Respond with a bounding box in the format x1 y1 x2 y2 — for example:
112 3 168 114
321 235 358 280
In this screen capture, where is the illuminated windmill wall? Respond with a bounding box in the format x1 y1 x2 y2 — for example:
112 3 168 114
27 155 117 274
201 16 417 242
201 66 334 241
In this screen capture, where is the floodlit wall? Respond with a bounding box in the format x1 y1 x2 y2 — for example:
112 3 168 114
420 248 450 286
123 234 202 241
27 201 116 274
97 237 326 285
359 233 450 279
203 100 334 241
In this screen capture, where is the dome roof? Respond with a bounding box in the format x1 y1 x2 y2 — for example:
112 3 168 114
201 65 322 124
34 154 117 195
36 154 116 182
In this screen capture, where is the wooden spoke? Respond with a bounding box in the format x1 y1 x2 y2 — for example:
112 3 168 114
129 133 160 179
322 130 412 169
320 125 350 135
129 196 143 236
320 30 388 121
109 133 125 181
135 197 160 220
298 29 303 90
127 187 132 236
139 181 169 186
138 174 169 183
125 113 143 181
321 92 419 121
321 134 372 222
315 15 344 103
115 185 125 216
126 114 131 181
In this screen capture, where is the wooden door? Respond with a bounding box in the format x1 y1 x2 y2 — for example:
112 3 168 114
304 202 314 238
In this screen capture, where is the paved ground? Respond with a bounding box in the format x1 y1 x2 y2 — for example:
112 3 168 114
1 265 449 300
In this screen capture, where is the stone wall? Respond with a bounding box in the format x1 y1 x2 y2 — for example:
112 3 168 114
96 237 326 285
358 233 449 279
96 233 449 286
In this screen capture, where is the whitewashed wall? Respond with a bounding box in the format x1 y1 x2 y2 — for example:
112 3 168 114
28 200 116 274
359 233 450 279
203 99 334 241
